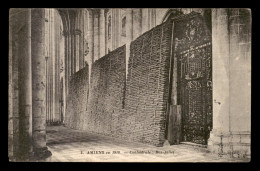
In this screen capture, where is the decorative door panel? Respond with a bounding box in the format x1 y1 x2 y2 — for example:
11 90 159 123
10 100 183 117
173 12 212 145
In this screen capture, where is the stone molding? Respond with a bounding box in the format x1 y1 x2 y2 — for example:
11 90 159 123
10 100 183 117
208 130 251 159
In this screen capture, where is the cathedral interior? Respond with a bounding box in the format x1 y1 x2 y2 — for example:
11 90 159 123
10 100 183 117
8 8 251 162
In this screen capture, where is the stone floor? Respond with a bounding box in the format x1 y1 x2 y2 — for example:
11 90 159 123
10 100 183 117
41 125 250 162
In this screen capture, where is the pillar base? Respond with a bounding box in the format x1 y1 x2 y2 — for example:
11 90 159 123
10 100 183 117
14 151 35 162
207 129 250 159
33 147 52 160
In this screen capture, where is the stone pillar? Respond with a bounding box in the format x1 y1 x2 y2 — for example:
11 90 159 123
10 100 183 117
79 11 84 70
208 9 231 155
229 8 251 133
63 31 69 120
115 9 120 49
125 8 133 78
51 9 56 124
64 32 69 96
208 8 251 159
94 10 99 61
68 32 72 77
54 12 60 123
71 30 75 75
45 56 49 124
31 8 51 159
111 9 115 50
228 8 251 158
88 11 94 64
8 11 13 159
75 29 81 72
48 9 54 124
11 11 20 157
141 8 149 34
132 8 142 40
17 8 33 159
150 8 156 28
100 9 105 57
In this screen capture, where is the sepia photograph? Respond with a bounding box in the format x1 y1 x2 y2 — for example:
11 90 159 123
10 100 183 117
8 8 251 162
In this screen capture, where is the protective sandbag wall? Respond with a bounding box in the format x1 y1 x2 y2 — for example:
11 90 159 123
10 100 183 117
121 19 174 146
65 64 89 130
85 45 126 135
64 19 174 147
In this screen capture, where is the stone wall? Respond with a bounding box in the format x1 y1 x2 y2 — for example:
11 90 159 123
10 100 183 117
65 64 89 130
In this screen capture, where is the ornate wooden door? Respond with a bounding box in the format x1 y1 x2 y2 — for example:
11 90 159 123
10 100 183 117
173 12 212 145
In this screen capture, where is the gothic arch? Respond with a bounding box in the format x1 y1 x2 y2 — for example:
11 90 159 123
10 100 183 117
161 9 183 23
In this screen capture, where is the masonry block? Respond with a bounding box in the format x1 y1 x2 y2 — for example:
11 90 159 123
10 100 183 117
32 130 46 149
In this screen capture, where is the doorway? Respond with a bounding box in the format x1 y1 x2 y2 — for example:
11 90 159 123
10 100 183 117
167 12 212 145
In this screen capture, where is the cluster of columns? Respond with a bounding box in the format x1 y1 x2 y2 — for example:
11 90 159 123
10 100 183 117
63 29 82 95
9 8 51 160
86 8 157 72
90 9 106 62
124 8 157 77
45 9 64 125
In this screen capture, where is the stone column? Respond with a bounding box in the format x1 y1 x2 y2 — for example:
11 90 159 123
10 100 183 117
229 8 251 132
71 30 75 75
48 9 54 124
51 9 56 124
99 9 105 57
208 8 230 154
79 11 84 70
54 12 60 123
228 8 251 158
45 12 49 124
45 56 49 124
31 8 51 159
68 31 72 77
46 9 51 124
115 9 120 49
88 10 94 64
94 11 99 61
111 9 115 50
75 29 81 72
11 12 20 157
133 8 142 40
63 31 69 120
125 8 133 78
64 31 69 95
104 11 107 54
17 8 33 159
8 11 13 159
141 8 149 34
150 8 156 28
208 8 251 159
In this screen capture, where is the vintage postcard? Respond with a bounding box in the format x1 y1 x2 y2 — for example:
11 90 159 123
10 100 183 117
8 8 251 162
